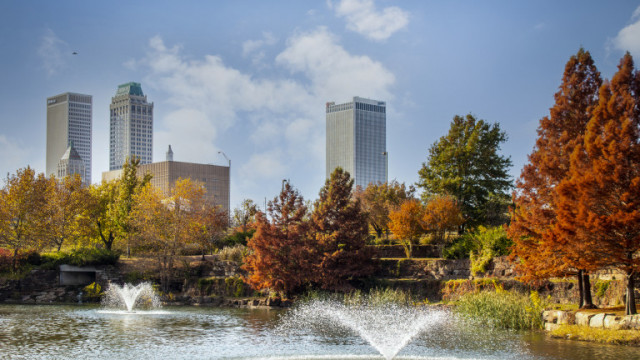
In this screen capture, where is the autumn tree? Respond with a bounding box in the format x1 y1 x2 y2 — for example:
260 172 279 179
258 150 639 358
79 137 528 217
555 53 640 315
85 181 120 250
115 157 151 256
417 114 512 231
388 199 424 258
195 204 228 260
233 199 258 233
311 168 375 290
422 195 464 245
356 180 415 239
131 178 208 291
42 175 89 251
243 181 312 297
0 167 49 270
509 49 602 308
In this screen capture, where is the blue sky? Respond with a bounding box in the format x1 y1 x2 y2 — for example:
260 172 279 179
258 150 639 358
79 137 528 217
1 1 639 210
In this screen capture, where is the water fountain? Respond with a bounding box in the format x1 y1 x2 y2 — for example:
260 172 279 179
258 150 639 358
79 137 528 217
281 299 450 360
101 282 161 312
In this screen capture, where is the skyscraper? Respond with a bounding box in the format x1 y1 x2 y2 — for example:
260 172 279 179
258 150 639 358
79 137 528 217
109 82 154 170
326 96 387 189
46 92 92 185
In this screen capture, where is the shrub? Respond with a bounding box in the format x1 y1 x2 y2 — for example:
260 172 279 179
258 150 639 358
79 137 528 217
83 282 102 298
442 235 477 259
220 229 256 248
443 226 512 267
40 248 120 268
343 287 416 306
0 249 41 274
224 276 247 297
218 244 249 264
454 284 547 330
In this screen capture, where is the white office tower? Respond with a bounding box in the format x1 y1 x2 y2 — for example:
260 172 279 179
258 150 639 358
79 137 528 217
109 82 154 170
326 96 387 189
46 92 92 185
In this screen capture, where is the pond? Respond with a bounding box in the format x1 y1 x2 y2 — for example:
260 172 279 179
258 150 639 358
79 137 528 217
0 304 639 360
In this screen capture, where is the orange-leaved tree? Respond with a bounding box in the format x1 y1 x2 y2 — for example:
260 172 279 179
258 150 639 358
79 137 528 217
355 180 415 240
509 48 601 308
243 181 312 298
388 198 424 258
556 53 640 315
311 168 374 291
422 195 464 245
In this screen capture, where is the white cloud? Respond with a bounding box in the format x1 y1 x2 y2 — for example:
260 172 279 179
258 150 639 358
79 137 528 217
332 0 409 41
242 32 277 56
137 30 394 200
37 28 68 76
633 5 640 21
240 149 287 181
276 27 395 101
242 32 277 67
613 6 640 58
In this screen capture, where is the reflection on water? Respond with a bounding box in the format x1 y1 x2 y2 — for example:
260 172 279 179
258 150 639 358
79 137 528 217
0 304 639 360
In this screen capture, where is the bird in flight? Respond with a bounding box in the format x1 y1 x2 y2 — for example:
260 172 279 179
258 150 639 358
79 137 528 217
72 51 78 55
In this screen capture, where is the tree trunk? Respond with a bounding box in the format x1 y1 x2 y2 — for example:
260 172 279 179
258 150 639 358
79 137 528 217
374 227 383 239
577 270 584 308
12 248 19 273
582 271 595 309
626 272 637 315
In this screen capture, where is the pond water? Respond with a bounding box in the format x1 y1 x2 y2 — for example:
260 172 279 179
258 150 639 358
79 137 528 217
1 304 639 360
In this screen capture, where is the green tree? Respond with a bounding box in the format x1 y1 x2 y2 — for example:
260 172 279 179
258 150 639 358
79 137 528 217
0 167 49 270
311 168 374 290
356 180 415 239
417 114 512 231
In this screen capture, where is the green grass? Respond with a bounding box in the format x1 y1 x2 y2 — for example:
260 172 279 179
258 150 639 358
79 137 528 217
550 325 640 345
454 285 547 330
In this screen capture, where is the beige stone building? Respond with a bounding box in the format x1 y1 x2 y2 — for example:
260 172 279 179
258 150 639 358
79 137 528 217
102 157 230 215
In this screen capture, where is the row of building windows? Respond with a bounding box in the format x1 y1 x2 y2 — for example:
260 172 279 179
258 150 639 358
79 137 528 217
326 103 354 113
355 102 386 113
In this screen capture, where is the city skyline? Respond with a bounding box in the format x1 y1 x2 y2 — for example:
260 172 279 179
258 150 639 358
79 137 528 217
1 1 639 210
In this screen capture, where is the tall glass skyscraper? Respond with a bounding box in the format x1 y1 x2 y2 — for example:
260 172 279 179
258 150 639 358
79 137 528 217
326 96 387 189
46 92 92 185
109 82 154 170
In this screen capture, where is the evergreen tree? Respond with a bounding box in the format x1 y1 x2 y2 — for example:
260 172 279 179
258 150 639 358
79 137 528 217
311 168 374 290
417 114 512 231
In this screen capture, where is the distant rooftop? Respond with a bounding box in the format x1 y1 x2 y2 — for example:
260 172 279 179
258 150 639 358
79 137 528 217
116 82 144 96
60 144 83 162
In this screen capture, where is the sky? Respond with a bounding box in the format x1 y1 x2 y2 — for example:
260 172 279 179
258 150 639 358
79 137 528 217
1 1 639 211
